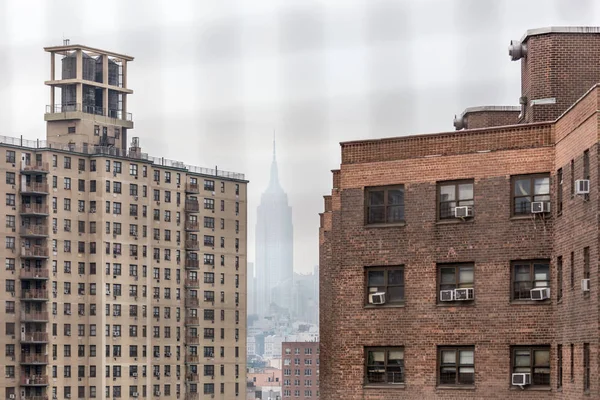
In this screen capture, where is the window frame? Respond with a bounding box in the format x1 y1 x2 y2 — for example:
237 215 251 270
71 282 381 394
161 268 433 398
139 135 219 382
437 180 474 220
437 346 475 387
437 263 475 304
364 185 405 226
511 260 551 301
364 346 405 386
511 173 551 216
364 266 405 306
511 346 551 388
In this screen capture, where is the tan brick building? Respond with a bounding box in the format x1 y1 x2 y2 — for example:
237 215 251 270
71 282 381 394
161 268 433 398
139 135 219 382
281 342 319 399
320 27 600 399
0 43 247 400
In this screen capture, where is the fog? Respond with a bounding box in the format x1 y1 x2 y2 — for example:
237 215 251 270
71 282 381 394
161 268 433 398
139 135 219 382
1 0 598 273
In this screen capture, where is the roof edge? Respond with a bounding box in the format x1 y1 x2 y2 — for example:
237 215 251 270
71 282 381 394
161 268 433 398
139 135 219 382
44 44 134 61
521 26 600 42
460 105 521 117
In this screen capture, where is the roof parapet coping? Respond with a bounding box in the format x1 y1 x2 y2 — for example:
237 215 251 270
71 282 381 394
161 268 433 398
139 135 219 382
520 26 600 42
459 106 521 118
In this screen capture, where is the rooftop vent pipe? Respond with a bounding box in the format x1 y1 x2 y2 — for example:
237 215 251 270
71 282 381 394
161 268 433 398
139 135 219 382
508 40 527 61
453 115 465 130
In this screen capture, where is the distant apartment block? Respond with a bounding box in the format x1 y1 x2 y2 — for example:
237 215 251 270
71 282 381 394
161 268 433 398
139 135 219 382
320 27 600 399
0 42 247 400
281 342 319 399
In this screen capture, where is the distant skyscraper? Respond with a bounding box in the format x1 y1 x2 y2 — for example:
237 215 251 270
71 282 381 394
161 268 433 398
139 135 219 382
255 139 294 316
247 262 257 315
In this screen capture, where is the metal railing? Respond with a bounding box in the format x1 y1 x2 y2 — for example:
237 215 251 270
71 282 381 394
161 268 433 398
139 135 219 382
21 182 49 194
0 133 245 180
185 336 199 345
185 221 199 231
20 311 49 322
46 103 133 122
20 204 49 215
20 225 49 236
20 268 49 280
21 289 49 300
185 316 199 326
20 353 49 364
185 200 199 212
21 247 49 258
20 375 49 385
21 162 49 173
21 332 49 342
185 259 199 269
185 297 199 308
184 279 200 288
185 240 200 251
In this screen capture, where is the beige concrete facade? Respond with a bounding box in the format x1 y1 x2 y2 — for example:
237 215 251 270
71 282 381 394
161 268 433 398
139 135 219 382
0 44 247 400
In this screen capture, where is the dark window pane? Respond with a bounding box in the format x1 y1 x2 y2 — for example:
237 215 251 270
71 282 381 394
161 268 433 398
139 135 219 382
439 367 456 384
369 191 384 206
388 270 403 285
368 271 385 286
387 205 404 222
388 189 404 205
368 206 385 224
514 179 531 196
514 197 531 214
387 286 404 302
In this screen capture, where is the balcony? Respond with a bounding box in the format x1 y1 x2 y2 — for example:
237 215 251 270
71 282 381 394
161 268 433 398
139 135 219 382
21 289 49 301
184 394 199 400
185 316 199 326
20 332 49 343
19 268 49 280
21 182 49 195
20 311 49 322
186 335 199 345
20 375 49 386
21 247 49 259
185 259 199 270
45 103 133 125
185 199 200 213
185 183 199 194
185 296 199 308
20 204 49 216
185 221 199 232
20 225 49 238
185 240 200 251
21 162 49 175
185 354 199 364
20 353 48 365
184 279 200 289
186 373 199 382
21 396 48 400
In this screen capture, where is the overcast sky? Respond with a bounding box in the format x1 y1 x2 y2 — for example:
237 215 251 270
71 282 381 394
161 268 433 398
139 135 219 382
1 0 599 274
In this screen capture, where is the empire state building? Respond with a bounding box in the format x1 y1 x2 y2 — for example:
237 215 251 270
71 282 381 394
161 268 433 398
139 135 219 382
255 140 294 316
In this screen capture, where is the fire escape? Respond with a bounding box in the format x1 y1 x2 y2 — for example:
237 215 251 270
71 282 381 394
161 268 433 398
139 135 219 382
19 157 50 400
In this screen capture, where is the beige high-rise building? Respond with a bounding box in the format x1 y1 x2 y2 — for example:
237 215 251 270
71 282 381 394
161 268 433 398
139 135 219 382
0 42 247 400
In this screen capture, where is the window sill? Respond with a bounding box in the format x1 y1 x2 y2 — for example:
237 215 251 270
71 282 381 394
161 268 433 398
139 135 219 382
435 219 474 225
364 383 405 390
364 303 405 309
364 222 406 229
436 385 475 390
510 300 551 305
510 214 550 220
436 302 476 307
510 386 551 391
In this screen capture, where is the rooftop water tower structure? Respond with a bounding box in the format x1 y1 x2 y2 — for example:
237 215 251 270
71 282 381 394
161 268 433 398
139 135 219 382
44 41 134 153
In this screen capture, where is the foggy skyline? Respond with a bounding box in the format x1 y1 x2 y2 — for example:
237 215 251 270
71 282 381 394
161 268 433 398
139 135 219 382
1 0 599 273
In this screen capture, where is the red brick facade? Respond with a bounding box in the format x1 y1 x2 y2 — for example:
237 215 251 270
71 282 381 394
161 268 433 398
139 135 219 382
319 27 600 399
281 342 320 399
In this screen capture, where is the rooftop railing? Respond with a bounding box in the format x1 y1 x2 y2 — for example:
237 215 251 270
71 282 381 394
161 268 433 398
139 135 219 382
0 133 245 180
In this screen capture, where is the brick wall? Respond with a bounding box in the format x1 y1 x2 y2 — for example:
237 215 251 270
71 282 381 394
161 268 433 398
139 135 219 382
462 110 521 130
521 32 600 123
320 85 600 400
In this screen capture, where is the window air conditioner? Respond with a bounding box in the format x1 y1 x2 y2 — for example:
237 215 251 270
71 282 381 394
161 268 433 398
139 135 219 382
576 179 590 195
531 201 550 213
132 394 138 398
512 372 531 386
132 373 137 377
439 290 454 302
454 288 474 301
368 291 386 305
106 289 111 295
530 287 550 300
582 278 591 292
454 206 473 218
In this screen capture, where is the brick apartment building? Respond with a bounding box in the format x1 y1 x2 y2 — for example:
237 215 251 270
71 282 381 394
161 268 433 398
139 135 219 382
319 26 600 399
0 43 247 399
281 342 319 399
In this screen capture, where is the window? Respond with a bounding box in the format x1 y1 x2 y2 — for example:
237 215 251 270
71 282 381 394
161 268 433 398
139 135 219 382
557 168 563 215
584 343 590 392
512 174 550 215
438 347 474 386
511 260 550 300
204 180 215 191
6 172 15 185
512 346 550 387
365 266 404 305
570 252 575 290
557 256 563 302
204 198 215 210
438 264 474 302
64 156 71 169
583 247 590 282
6 150 15 163
557 344 563 389
365 185 404 224
438 181 474 219
364 347 404 385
